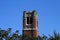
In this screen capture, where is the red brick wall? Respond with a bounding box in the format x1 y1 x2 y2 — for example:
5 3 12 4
23 11 38 38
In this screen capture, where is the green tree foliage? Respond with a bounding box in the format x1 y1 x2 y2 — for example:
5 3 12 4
0 28 60 40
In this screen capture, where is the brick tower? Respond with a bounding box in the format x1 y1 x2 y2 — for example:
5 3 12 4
23 10 38 38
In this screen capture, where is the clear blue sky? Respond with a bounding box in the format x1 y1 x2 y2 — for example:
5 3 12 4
0 0 60 36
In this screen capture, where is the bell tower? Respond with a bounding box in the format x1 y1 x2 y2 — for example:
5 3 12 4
23 10 38 38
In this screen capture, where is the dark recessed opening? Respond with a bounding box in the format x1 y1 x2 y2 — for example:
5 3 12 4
27 17 33 24
30 17 33 24
27 17 29 24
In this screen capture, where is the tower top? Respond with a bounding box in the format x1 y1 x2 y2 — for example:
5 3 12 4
23 10 37 14
23 10 37 18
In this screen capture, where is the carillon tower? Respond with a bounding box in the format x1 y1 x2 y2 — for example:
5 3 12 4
23 10 38 38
